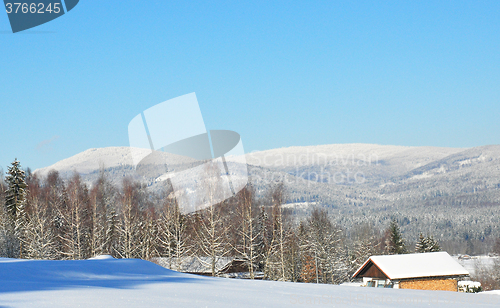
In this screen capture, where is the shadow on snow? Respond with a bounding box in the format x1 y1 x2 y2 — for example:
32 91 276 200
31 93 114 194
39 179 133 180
0 257 204 293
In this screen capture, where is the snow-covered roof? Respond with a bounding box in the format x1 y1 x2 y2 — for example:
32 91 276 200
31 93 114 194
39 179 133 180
353 252 469 280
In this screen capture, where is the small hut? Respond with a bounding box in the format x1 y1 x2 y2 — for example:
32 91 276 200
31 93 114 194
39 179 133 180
352 252 469 292
153 257 263 279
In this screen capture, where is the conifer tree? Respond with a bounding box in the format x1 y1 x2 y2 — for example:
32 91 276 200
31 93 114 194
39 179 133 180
415 233 427 253
424 235 440 252
385 218 407 255
4 159 28 258
415 233 441 253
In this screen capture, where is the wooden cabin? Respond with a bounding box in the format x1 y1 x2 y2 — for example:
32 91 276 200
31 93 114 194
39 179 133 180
153 257 263 279
352 252 469 292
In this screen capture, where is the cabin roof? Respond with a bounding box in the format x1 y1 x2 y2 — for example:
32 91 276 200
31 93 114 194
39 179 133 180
352 252 469 280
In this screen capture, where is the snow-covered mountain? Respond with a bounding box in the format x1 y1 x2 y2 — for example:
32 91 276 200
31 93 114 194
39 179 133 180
34 147 200 190
33 144 500 206
35 144 464 186
246 144 464 185
33 143 500 247
35 147 197 178
246 143 462 170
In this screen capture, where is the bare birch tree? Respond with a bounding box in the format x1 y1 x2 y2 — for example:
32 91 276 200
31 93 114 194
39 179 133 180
193 161 231 277
117 178 142 259
234 186 260 279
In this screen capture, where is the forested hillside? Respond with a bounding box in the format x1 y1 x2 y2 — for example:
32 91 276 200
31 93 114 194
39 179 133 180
32 144 500 254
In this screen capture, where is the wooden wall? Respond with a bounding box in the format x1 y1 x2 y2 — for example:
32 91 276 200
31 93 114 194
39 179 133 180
399 278 458 292
354 261 388 279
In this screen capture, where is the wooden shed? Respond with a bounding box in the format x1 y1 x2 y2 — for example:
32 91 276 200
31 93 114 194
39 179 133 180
352 252 469 292
153 257 263 279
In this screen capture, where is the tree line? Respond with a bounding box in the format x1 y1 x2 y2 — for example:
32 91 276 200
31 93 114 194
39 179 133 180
1 159 488 285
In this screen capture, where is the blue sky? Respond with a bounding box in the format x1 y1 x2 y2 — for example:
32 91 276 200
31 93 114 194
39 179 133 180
1 1 499 170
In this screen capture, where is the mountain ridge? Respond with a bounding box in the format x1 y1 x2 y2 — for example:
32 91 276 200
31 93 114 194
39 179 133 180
33 143 500 253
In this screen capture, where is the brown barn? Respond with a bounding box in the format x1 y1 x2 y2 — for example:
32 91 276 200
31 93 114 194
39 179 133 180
352 252 469 292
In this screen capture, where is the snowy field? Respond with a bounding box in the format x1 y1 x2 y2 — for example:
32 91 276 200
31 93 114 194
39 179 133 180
0 256 499 308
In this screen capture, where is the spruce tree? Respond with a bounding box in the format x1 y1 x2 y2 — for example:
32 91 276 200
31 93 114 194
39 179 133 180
415 233 427 253
424 235 441 252
385 218 407 255
4 159 28 258
416 233 441 253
